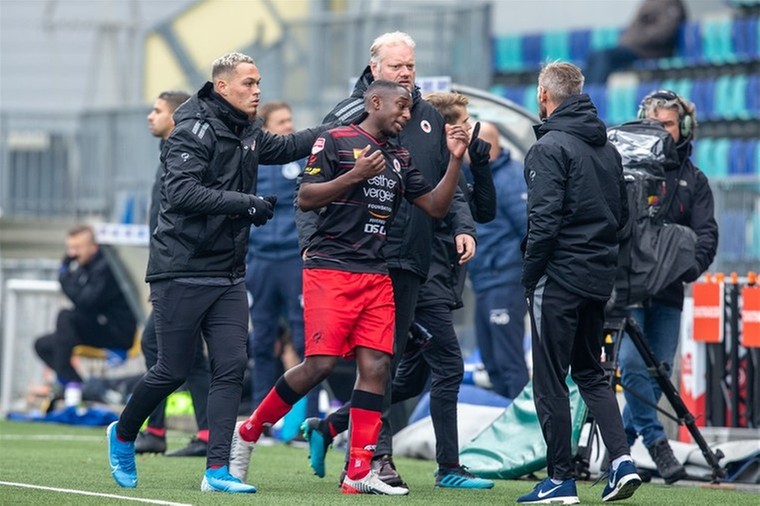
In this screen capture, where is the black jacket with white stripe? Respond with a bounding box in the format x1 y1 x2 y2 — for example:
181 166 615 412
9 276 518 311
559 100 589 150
146 82 323 282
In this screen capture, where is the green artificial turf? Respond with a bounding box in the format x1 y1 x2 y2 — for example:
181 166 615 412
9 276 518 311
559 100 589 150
0 420 756 505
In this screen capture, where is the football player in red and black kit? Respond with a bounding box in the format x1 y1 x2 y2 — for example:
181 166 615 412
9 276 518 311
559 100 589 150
228 79 469 495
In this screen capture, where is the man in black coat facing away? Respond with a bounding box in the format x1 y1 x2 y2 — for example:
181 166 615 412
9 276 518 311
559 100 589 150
106 51 327 494
518 62 641 505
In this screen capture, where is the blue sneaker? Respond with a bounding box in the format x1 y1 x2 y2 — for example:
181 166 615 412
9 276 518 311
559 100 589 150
301 417 331 478
201 465 256 493
106 421 137 488
602 460 641 502
435 465 494 489
517 477 579 504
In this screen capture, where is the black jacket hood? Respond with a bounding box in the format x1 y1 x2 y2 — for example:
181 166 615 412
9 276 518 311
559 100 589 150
535 94 608 147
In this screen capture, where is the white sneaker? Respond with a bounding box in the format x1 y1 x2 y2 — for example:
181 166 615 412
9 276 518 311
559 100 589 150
341 470 410 495
229 421 255 482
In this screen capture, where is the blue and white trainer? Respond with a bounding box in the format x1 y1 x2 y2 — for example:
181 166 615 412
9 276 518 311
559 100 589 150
106 421 137 488
602 461 641 502
517 477 580 504
201 465 257 493
301 417 331 478
434 465 494 489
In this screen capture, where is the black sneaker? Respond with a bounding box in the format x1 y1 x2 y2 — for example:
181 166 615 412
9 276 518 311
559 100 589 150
370 455 408 488
165 436 207 457
134 431 166 454
648 438 687 484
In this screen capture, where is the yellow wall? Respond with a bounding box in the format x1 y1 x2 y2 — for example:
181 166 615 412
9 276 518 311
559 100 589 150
143 0 310 101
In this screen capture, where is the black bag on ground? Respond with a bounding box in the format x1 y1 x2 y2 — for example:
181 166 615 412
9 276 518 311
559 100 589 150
607 120 697 311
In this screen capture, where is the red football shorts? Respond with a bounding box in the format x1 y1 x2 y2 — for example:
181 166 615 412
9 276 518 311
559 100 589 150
303 268 395 358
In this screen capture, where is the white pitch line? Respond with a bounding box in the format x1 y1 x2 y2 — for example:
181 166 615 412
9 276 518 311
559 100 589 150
0 434 103 441
0 481 193 506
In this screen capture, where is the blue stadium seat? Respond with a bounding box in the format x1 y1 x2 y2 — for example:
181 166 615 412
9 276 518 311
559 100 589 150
569 29 592 64
676 21 702 63
635 81 659 107
587 26 620 64
542 30 571 63
691 78 715 120
748 74 760 118
733 18 753 60
712 138 731 178
694 138 714 170
522 85 539 115
713 74 734 119
521 33 544 69
728 139 753 175
702 18 735 63
719 210 746 261
585 84 607 122
493 35 524 72
606 84 637 126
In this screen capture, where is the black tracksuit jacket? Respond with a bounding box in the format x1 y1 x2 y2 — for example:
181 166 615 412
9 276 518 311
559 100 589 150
522 94 628 301
146 82 324 282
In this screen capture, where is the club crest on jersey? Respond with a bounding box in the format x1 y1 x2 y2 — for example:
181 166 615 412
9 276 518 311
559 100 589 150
420 120 432 133
393 158 401 174
353 148 364 159
304 166 321 176
312 137 325 154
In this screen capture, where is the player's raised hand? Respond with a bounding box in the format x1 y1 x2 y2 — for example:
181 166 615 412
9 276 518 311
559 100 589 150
445 124 469 159
352 145 385 180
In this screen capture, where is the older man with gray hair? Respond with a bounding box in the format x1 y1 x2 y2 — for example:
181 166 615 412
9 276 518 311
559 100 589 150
294 30 478 491
106 51 329 494
518 62 641 504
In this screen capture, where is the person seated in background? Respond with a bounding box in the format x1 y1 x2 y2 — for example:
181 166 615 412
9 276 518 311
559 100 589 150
585 0 686 84
34 225 137 405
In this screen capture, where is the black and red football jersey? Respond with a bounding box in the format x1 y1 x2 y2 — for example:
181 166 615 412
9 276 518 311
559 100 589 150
301 124 432 274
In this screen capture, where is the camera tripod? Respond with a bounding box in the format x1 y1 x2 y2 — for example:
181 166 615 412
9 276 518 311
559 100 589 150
575 313 726 483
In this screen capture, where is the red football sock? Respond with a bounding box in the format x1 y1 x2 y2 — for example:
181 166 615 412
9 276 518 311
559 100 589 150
239 377 302 442
196 429 209 443
346 406 382 480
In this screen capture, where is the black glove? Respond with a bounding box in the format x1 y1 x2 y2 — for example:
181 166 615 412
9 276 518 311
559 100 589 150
247 195 275 227
60 255 75 273
468 122 491 168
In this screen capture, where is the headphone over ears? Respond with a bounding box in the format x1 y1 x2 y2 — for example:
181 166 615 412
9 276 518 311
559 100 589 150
637 89 696 142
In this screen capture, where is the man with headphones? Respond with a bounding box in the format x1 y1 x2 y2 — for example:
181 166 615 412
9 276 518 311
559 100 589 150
619 90 718 484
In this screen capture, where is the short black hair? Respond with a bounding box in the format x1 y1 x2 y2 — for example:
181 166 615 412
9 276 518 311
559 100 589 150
363 79 409 109
158 91 191 113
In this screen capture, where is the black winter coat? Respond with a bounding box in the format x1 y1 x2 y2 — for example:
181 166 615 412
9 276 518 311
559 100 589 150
653 147 718 309
60 250 136 345
522 94 628 301
417 165 496 310
296 66 476 281
147 82 323 281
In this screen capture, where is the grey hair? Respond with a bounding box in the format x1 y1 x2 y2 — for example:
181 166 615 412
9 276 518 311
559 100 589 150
538 61 584 105
369 31 416 67
640 94 697 126
211 52 255 80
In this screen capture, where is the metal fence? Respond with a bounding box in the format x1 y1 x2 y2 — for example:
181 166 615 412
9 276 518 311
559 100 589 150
711 178 760 275
246 2 493 125
0 108 157 223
